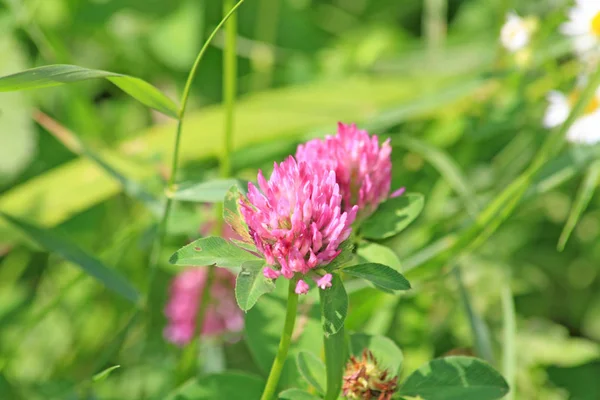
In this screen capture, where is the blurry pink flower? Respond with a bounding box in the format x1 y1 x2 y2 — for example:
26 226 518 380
316 273 333 289
164 267 244 346
295 122 394 220
240 156 357 292
295 279 310 294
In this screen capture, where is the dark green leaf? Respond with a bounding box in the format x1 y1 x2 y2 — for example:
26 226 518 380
399 356 509 400
0 212 140 304
235 260 275 311
319 273 348 336
349 333 403 374
0 65 179 118
343 263 410 292
323 240 355 272
323 327 347 400
297 351 326 394
165 372 264 400
92 365 120 382
361 193 424 239
169 236 259 269
278 388 322 400
172 178 248 203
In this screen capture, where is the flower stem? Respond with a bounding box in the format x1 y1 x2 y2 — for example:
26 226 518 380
260 279 299 400
145 0 246 306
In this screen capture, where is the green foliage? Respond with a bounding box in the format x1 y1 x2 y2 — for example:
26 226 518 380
172 178 247 203
343 263 411 292
0 65 179 118
323 327 346 400
296 351 326 394
278 388 322 400
360 193 424 239
319 274 348 336
399 356 509 400
0 212 140 304
169 236 260 269
235 260 275 311
92 365 121 383
165 372 264 400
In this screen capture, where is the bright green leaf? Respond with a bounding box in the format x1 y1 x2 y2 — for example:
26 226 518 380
92 365 120 383
297 351 326 394
323 327 346 400
235 260 275 311
349 333 403 374
399 356 509 400
0 212 140 304
278 388 322 400
361 193 424 239
0 64 179 118
172 178 248 203
320 273 348 336
343 263 410 292
169 236 259 269
357 241 402 272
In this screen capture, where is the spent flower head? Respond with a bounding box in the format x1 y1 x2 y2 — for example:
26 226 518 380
343 349 398 400
164 267 244 346
239 156 357 294
295 122 393 220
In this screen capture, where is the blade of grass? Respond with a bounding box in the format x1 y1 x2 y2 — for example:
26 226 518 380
557 159 600 251
0 212 140 304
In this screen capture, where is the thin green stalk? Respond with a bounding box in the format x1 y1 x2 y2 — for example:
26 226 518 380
145 0 247 304
423 0 447 54
260 278 299 400
252 0 280 90
501 278 516 400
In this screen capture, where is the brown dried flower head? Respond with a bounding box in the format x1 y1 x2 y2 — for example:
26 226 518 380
342 349 398 400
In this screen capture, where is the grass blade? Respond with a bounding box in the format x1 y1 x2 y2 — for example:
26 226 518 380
0 212 140 304
501 279 516 400
557 159 600 251
0 64 179 118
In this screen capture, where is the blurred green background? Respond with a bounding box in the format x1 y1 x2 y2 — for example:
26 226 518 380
1 0 599 399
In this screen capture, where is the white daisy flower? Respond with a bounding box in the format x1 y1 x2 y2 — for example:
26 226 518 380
543 87 600 145
500 12 532 52
561 0 600 59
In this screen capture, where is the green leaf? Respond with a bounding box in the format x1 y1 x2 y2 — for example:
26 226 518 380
0 212 139 304
297 351 326 394
224 185 254 244
0 64 179 118
278 388 322 400
172 178 248 203
558 159 600 251
349 333 403 374
357 241 402 272
343 263 410 292
165 372 264 400
319 273 348 336
323 327 347 400
235 260 275 311
399 356 510 400
323 240 354 272
360 193 424 240
92 365 120 382
169 236 259 269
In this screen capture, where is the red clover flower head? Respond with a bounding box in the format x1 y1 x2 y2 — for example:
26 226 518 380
296 122 393 220
240 156 357 294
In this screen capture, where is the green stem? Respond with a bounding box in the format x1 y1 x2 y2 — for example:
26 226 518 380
423 0 447 55
260 278 299 400
145 0 246 304
222 0 237 179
